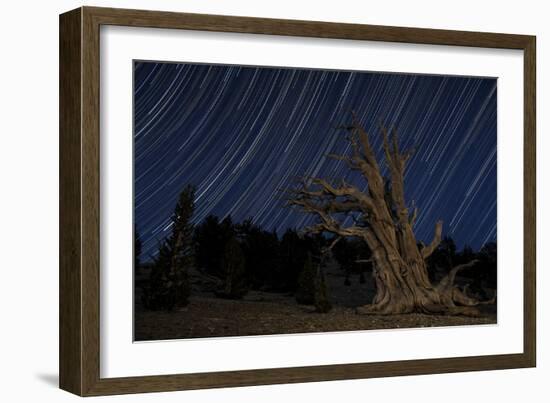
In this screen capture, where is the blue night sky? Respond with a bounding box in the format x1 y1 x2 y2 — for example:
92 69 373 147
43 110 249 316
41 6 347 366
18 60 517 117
134 61 497 259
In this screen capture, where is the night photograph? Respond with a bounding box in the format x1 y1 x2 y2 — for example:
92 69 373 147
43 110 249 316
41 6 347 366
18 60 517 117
133 61 497 341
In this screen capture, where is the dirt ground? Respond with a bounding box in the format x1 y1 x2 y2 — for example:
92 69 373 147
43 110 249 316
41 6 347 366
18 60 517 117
135 260 496 341
134 292 496 341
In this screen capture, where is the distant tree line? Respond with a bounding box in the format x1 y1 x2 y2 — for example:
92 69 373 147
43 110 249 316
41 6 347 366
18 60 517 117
136 186 334 312
194 215 326 294
193 215 336 312
135 186 497 312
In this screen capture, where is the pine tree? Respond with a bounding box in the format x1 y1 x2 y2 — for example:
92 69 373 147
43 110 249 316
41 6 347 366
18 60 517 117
142 239 173 310
279 229 308 291
142 185 195 310
295 252 316 305
237 220 280 290
194 215 235 277
216 235 248 299
314 265 332 313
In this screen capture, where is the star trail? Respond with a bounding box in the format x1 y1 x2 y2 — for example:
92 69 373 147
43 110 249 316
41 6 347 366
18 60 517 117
134 61 497 260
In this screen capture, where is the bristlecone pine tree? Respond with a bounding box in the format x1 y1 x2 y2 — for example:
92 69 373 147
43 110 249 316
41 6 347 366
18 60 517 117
288 114 494 316
295 251 332 312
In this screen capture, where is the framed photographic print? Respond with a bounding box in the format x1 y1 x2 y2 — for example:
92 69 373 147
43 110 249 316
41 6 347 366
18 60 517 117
59 6 536 396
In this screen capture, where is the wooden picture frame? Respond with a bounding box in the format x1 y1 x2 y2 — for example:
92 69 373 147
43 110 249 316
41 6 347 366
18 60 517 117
59 6 536 396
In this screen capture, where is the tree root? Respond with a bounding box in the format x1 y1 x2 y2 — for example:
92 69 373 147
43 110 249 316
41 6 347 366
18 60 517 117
356 259 496 317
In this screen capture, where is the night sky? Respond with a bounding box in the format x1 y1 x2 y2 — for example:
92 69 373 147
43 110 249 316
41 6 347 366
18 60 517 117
134 61 497 260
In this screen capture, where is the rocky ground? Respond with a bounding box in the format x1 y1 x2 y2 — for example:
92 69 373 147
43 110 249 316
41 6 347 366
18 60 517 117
134 263 497 341
135 293 496 341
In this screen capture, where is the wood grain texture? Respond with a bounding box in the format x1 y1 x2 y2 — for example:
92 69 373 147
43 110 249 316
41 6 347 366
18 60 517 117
86 6 531 49
59 6 537 396
523 38 536 367
59 8 82 396
81 7 102 396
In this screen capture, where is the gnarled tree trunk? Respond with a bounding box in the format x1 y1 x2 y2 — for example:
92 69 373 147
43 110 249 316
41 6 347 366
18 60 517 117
288 114 494 316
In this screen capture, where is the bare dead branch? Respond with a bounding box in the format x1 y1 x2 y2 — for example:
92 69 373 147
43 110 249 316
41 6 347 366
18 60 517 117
421 220 443 259
436 259 479 294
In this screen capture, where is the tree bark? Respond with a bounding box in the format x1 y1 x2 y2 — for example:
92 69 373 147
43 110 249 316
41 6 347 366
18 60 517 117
288 115 494 316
